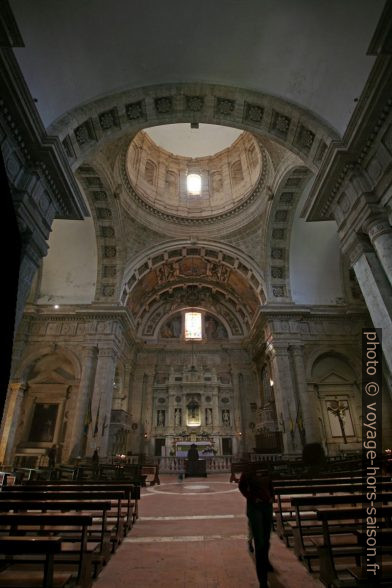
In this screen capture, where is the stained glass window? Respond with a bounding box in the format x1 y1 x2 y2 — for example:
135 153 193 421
185 312 202 339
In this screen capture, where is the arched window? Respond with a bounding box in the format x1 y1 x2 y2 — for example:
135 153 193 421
187 173 201 195
231 160 243 184
247 145 258 169
165 170 178 194
185 312 202 339
144 159 156 185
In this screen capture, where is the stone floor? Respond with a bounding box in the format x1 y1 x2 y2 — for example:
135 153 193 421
95 474 323 588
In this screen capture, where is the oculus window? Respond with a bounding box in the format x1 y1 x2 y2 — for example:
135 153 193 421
185 312 202 339
186 173 201 195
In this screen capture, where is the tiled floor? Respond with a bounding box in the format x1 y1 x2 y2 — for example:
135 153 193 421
95 474 323 588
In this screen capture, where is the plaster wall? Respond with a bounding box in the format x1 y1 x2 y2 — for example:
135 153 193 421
290 185 344 304
37 218 98 305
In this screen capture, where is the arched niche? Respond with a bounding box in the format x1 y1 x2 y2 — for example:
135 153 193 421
310 351 361 456
13 347 81 465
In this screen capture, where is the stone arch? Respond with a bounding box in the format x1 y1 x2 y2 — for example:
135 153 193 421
120 238 266 308
75 163 124 303
15 343 82 383
265 165 313 301
305 346 360 382
49 83 338 173
11 344 82 464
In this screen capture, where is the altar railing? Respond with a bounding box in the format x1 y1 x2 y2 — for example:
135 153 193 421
159 456 233 473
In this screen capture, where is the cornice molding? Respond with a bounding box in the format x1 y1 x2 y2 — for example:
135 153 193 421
23 304 136 329
302 54 392 222
0 0 24 48
0 47 88 219
119 142 269 225
367 0 392 56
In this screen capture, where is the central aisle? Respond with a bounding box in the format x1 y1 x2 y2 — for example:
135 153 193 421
95 474 323 588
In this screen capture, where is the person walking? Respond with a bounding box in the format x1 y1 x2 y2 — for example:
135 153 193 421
239 470 274 588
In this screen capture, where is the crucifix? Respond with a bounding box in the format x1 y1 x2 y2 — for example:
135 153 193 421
327 400 348 444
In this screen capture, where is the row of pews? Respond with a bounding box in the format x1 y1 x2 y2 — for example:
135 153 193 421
11 462 160 487
0 474 143 588
231 461 392 586
275 475 392 586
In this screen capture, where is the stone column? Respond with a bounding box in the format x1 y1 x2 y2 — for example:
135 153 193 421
168 390 176 433
231 369 243 436
140 371 154 456
347 235 392 377
68 346 98 459
12 185 55 334
86 347 117 457
0 382 26 464
290 345 322 445
365 215 392 288
268 343 300 454
130 370 147 453
15 235 48 333
211 383 220 428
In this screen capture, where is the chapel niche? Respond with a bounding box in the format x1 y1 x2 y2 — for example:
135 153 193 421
14 351 77 466
310 353 361 455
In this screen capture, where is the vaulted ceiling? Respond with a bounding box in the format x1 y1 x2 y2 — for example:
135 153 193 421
11 0 383 133
10 0 379 323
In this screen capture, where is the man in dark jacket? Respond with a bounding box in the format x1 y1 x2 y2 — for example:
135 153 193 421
187 444 199 461
239 470 274 588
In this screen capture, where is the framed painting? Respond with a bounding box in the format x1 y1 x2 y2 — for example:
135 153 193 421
28 403 59 443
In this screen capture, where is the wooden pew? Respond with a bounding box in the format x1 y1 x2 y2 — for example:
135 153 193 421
0 512 94 587
0 536 71 588
0 499 112 574
140 465 160 487
271 475 385 488
349 530 392 586
21 481 141 522
7 484 139 531
273 481 392 546
0 490 127 553
316 505 392 587
230 458 364 483
289 492 392 571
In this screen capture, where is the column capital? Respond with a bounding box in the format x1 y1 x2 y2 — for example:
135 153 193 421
8 381 27 395
289 344 305 357
364 214 392 243
345 232 374 266
82 345 99 360
97 346 118 360
266 341 290 359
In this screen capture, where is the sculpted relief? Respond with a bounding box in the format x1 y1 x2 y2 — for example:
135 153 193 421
155 258 230 285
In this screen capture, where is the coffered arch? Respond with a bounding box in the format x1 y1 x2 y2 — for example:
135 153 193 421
75 162 125 303
265 165 314 302
120 240 267 330
49 83 338 173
